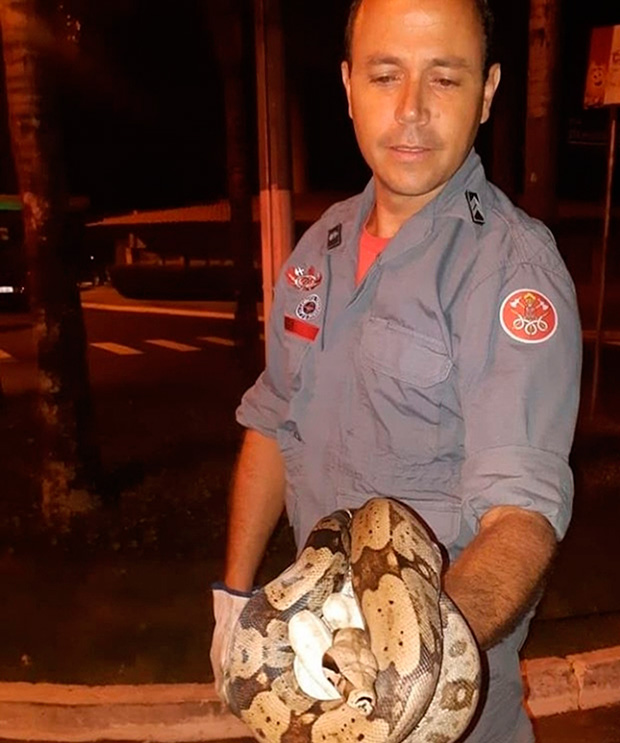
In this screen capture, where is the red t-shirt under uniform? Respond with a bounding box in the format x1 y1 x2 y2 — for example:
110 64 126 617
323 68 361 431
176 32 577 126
356 227 390 285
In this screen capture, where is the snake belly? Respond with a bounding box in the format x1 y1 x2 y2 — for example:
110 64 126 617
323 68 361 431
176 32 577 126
224 498 481 743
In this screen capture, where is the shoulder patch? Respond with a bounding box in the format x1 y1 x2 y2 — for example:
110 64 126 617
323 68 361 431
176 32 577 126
466 191 485 225
500 289 558 344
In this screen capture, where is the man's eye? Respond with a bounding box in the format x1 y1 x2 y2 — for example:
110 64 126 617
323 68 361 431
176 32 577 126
370 74 398 84
435 77 460 88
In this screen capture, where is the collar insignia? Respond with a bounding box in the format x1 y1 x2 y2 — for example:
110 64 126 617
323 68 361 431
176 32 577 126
466 191 485 225
327 224 342 250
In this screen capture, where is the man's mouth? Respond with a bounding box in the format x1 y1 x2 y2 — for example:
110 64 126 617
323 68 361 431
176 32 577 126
388 144 434 160
392 144 429 150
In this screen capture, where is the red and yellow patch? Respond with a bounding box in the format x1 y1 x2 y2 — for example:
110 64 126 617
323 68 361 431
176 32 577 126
500 289 558 344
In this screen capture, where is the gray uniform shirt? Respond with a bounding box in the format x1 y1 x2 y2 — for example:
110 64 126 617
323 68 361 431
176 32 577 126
237 150 582 743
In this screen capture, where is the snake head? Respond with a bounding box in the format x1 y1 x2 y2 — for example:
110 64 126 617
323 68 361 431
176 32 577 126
288 610 342 701
322 627 378 717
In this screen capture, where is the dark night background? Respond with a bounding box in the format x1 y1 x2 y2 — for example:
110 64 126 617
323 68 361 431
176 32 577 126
0 0 618 217
2 5 620 718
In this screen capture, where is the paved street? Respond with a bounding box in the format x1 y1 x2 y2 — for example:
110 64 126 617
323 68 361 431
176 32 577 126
0 290 258 471
0 300 248 396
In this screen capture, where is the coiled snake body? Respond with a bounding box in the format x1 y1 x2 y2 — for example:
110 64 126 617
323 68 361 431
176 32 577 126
224 498 481 743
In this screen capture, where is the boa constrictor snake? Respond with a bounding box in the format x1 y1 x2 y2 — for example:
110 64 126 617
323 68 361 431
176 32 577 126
223 498 481 743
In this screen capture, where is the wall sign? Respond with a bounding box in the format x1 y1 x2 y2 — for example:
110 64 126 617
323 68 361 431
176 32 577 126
584 26 620 108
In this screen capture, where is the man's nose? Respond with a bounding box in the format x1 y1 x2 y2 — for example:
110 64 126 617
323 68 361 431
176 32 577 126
395 78 430 126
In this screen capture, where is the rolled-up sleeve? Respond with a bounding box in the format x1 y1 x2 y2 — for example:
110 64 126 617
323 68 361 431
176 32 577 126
457 257 582 540
236 273 291 438
236 369 287 439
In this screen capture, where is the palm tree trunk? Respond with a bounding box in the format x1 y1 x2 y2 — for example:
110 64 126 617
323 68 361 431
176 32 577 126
0 0 100 529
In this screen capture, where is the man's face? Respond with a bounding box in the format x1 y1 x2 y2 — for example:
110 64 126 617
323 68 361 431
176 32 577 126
342 0 500 217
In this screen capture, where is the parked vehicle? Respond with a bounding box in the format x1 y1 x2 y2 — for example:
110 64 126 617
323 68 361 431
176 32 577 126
0 194 95 311
0 196 28 311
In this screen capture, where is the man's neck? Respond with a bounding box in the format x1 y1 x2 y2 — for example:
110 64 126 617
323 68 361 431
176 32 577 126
367 180 446 239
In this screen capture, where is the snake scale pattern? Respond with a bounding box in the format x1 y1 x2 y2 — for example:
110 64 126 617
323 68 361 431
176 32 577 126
223 498 481 743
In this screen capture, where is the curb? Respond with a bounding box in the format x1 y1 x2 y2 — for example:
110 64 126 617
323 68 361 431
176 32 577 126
522 645 620 718
0 647 619 742
0 684 248 743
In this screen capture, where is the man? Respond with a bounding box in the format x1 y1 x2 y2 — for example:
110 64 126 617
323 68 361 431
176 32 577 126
211 0 582 740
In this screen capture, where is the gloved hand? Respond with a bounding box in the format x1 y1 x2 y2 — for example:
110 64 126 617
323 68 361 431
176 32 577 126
210 582 253 703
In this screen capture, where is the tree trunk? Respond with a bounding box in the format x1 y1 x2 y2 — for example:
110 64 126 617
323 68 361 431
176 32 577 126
254 0 294 326
205 0 261 381
0 0 100 530
522 0 560 224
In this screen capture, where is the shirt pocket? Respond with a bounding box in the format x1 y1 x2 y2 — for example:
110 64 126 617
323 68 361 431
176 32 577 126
360 316 452 387
276 424 305 540
346 316 453 470
281 334 312 395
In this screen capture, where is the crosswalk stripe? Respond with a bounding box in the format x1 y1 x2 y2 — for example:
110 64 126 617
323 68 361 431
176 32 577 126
82 302 265 322
145 339 201 352
198 336 236 348
0 349 14 361
198 335 266 346
91 342 143 356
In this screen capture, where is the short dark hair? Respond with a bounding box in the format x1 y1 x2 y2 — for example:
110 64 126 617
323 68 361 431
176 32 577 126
344 0 495 77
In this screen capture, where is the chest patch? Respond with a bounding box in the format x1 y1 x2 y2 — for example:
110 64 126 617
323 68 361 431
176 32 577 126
500 289 558 344
296 294 322 321
286 265 323 291
284 316 320 341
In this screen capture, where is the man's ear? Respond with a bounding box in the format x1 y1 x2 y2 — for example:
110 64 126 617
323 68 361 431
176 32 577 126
341 60 353 119
480 63 501 124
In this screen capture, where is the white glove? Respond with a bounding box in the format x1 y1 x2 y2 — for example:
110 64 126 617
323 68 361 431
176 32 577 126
210 582 252 703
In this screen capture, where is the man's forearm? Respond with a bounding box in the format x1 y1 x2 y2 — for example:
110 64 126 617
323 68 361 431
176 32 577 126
224 429 286 592
443 506 557 650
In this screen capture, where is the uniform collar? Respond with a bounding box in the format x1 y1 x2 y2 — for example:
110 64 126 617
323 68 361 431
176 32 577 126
356 149 489 261
430 149 489 223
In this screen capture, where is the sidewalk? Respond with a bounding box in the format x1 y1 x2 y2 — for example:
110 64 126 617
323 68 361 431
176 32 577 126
1 649 620 743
